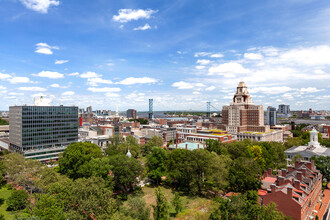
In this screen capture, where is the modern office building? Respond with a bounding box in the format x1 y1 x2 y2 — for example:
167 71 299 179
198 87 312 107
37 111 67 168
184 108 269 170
266 106 277 125
9 98 78 161
127 109 137 119
220 82 283 142
278 104 290 114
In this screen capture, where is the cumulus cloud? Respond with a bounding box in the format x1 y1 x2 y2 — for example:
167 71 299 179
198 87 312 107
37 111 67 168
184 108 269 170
172 81 205 89
300 87 323 93
80 72 101 78
208 62 249 77
249 86 295 94
194 52 224 58
116 77 158 85
20 0 59 14
18 87 47 91
0 86 6 90
87 87 121 93
112 9 158 23
195 65 206 70
87 77 113 86
244 53 263 60
196 59 211 65
205 86 216 91
55 59 69 64
62 91 74 96
133 23 151 31
34 71 64 79
8 77 34 84
68 72 79 76
35 42 59 55
0 73 11 79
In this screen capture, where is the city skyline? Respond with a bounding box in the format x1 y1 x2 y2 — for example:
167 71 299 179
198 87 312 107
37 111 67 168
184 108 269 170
1 0 330 111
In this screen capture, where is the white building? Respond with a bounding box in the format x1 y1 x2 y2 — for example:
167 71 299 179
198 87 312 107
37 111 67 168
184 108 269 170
285 128 330 161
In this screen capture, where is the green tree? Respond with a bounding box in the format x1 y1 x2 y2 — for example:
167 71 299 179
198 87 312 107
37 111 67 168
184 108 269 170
0 118 8 125
67 177 120 220
58 142 102 179
228 157 262 192
7 189 29 211
153 188 169 220
284 137 303 149
120 196 150 220
171 192 183 215
32 194 66 220
311 156 330 181
105 135 140 157
108 154 143 193
142 136 164 155
147 147 168 185
78 157 114 184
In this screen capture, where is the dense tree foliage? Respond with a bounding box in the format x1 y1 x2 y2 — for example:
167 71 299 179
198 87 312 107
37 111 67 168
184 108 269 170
210 191 288 220
105 135 140 157
311 156 330 181
108 154 143 193
171 192 183 215
59 142 102 179
142 135 164 155
7 190 29 211
120 196 150 220
146 147 168 185
153 187 170 220
0 117 9 125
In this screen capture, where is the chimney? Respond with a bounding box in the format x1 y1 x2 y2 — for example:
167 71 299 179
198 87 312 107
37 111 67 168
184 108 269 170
305 161 312 170
311 160 315 170
271 184 276 193
297 171 303 182
301 168 307 177
295 158 301 168
268 168 272 176
278 176 285 186
282 169 287 177
198 144 199 149
186 144 188 150
287 187 293 198
294 180 300 190
264 171 268 178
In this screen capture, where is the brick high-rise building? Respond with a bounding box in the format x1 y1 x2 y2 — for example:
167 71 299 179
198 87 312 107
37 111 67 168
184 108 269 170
220 82 282 142
127 109 137 119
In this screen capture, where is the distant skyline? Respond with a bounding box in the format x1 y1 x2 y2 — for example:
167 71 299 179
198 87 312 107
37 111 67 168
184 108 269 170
0 0 330 111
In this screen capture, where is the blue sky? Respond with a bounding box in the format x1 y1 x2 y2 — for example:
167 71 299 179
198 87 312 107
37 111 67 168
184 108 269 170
0 0 330 111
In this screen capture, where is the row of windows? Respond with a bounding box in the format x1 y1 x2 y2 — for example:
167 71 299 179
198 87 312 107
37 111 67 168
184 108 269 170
25 149 65 156
23 138 77 146
23 134 77 141
23 124 78 128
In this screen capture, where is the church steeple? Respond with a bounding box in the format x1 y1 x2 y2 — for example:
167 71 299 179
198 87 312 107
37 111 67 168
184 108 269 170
232 81 253 105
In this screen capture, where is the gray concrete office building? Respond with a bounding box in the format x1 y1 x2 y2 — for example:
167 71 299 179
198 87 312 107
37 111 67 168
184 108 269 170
9 105 78 161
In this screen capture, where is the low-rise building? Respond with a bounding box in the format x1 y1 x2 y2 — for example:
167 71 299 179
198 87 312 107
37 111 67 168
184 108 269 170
259 160 323 220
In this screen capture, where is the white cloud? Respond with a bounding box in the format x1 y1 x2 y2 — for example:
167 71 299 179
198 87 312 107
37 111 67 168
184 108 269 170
208 62 249 76
68 72 79 76
55 59 69 64
0 86 6 90
112 9 158 23
62 91 74 96
34 71 64 79
195 65 206 70
31 93 46 97
314 69 325 74
50 83 60 88
80 72 101 78
18 87 47 91
244 53 263 60
8 92 24 96
210 53 224 58
116 77 158 85
20 0 59 14
0 73 11 79
35 42 59 55
196 59 211 65
87 77 113 86
125 91 145 101
106 93 120 97
87 87 121 93
300 87 323 93
205 86 216 91
192 91 200 95
8 77 33 84
249 86 294 94
172 81 205 89
194 52 223 58
133 23 151 31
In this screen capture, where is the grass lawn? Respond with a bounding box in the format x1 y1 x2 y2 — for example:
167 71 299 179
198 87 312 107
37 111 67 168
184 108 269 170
0 186 30 220
141 185 213 220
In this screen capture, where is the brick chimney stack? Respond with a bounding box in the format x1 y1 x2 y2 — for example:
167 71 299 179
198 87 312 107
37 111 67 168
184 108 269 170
278 176 285 186
297 171 303 181
294 180 300 190
271 184 276 193
301 168 307 177
282 169 287 177
268 168 272 176
287 187 293 198
264 171 268 177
